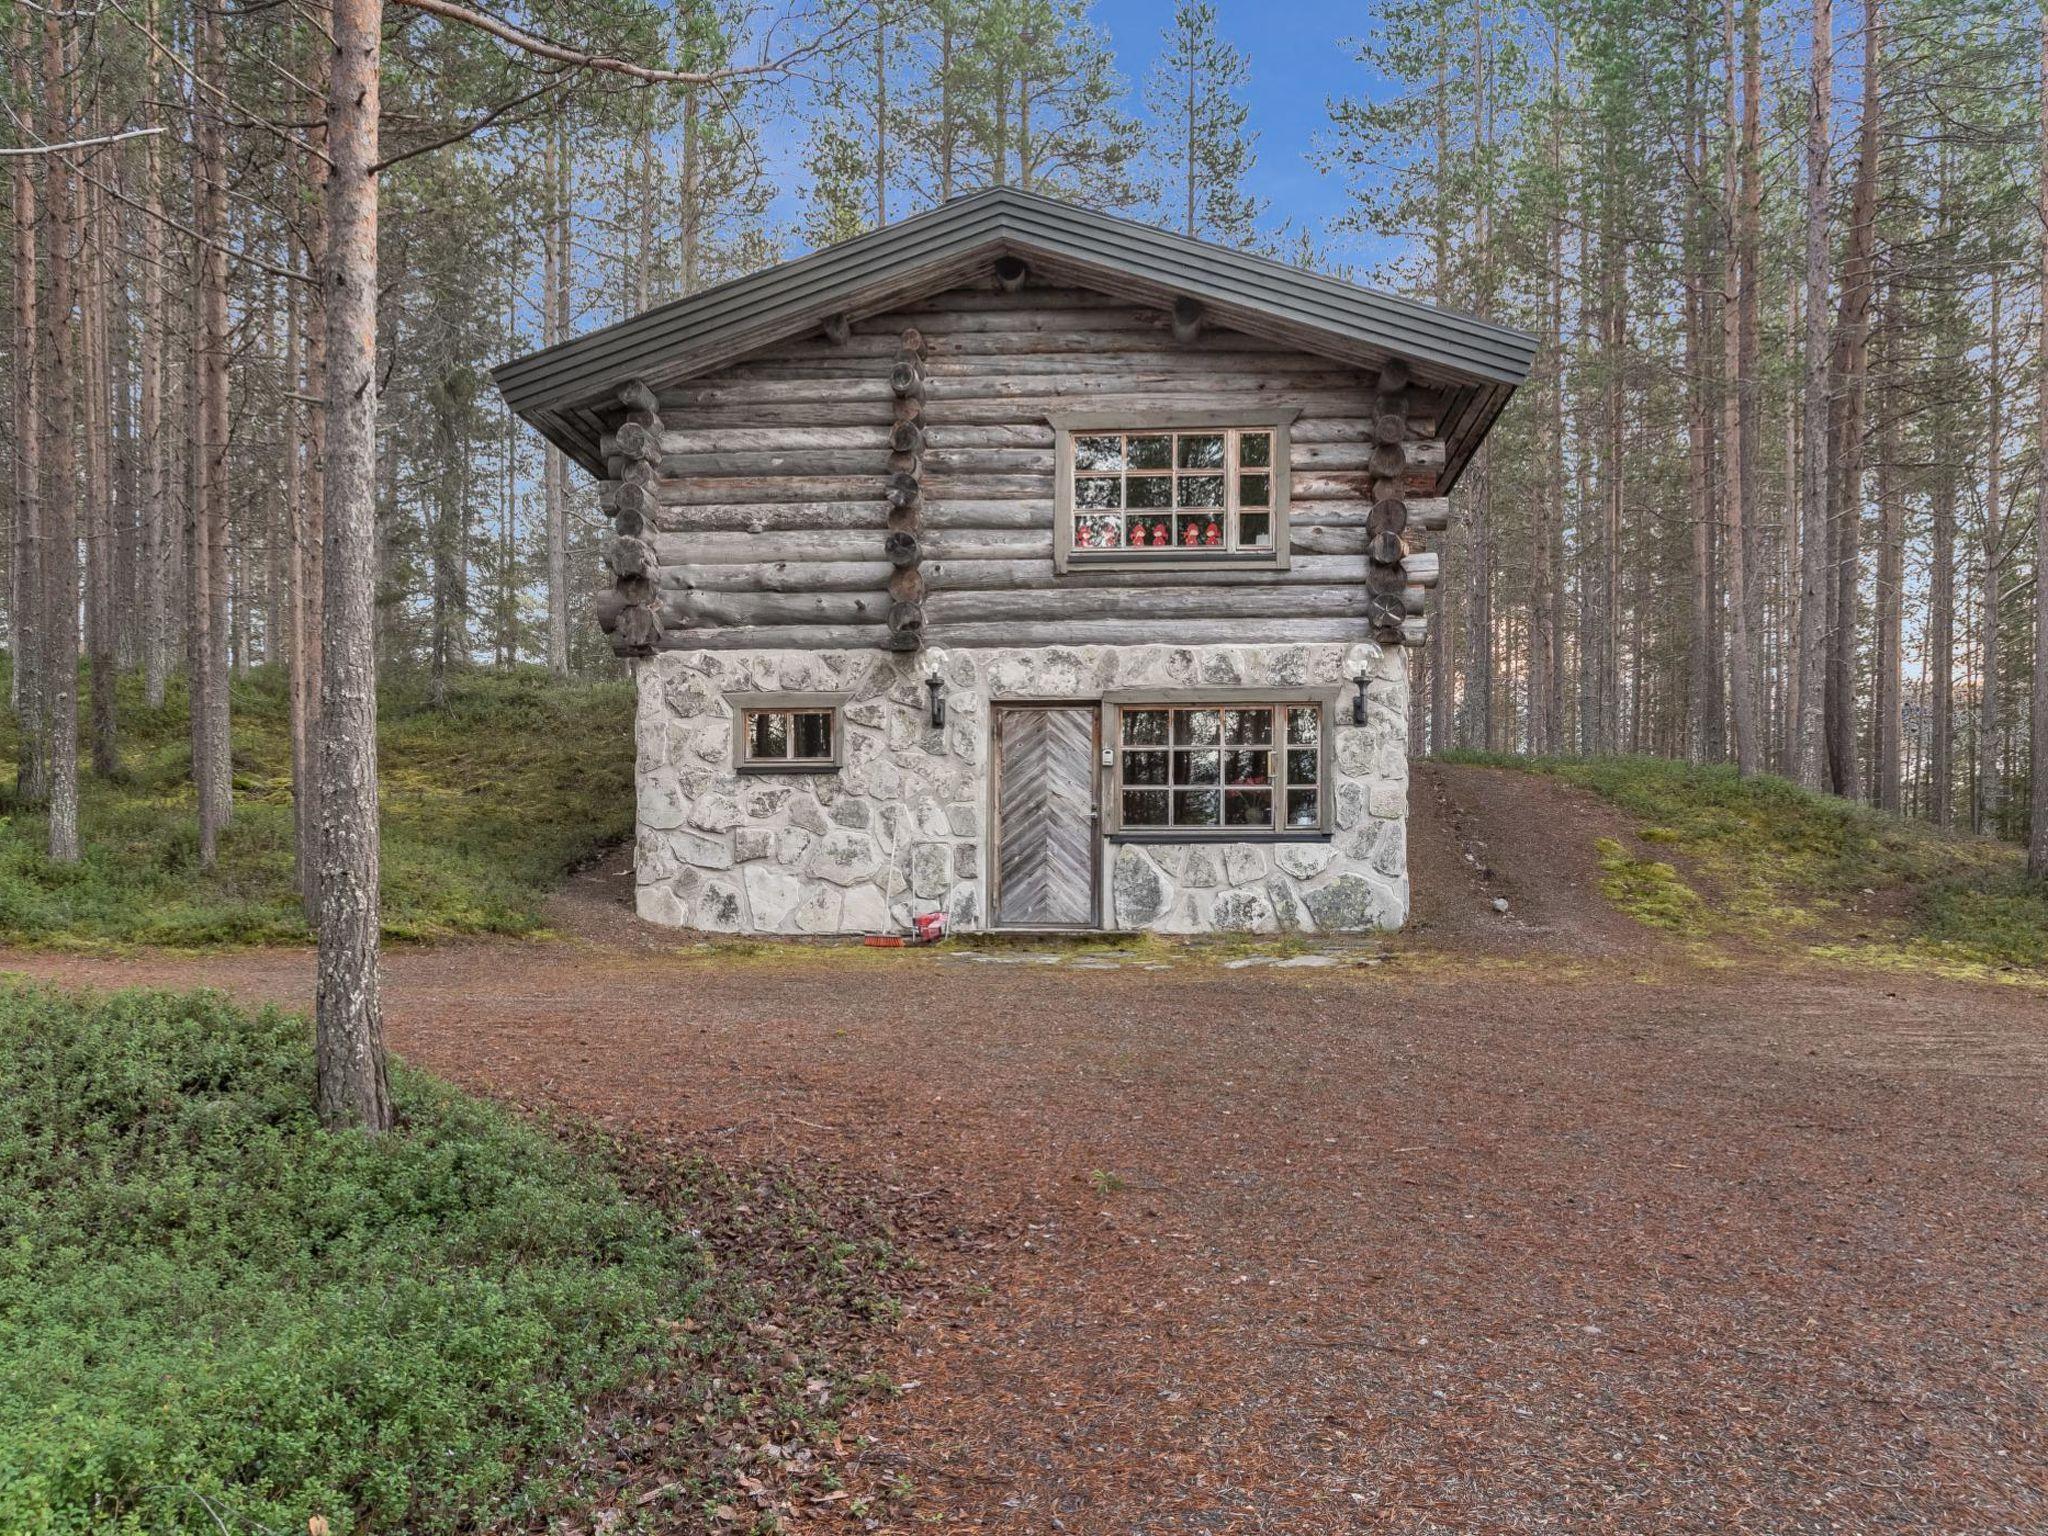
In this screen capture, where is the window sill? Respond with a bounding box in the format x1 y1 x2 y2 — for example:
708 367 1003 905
1062 550 1283 573
1105 830 1333 845
735 762 842 776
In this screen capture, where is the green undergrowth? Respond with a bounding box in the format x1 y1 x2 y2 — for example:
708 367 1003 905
0 984 902 1535
1442 751 2046 972
0 662 634 947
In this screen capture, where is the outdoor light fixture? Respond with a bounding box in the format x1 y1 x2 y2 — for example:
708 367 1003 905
1352 668 1370 726
926 673 947 729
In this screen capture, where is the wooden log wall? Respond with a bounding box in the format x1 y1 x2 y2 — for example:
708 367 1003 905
597 379 666 655
609 278 1454 653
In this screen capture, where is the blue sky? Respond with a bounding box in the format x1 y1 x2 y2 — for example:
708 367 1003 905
1092 0 1374 241
754 1 1399 273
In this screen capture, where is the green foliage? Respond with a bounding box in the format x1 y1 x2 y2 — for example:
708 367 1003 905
1142 2 1265 247
0 663 634 947
1592 835 1707 932
1444 751 2046 968
0 985 702 1535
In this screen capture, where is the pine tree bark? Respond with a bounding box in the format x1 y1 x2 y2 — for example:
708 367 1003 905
2031 6 2048 877
1873 295 1903 813
1977 276 2005 833
83 143 118 779
190 0 233 864
1826 0 1878 801
543 111 570 676
11 32 46 807
139 2 169 710
1792 0 1831 790
40 15 81 863
315 0 394 1133
1721 0 1762 777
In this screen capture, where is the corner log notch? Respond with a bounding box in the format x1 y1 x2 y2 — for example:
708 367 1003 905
883 327 928 651
599 378 666 656
1362 357 1440 649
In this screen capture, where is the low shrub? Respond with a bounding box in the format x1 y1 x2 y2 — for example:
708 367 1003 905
0 984 699 1535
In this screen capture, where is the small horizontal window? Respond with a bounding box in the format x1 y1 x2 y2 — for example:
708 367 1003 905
727 693 848 773
1110 700 1326 835
1056 418 1292 570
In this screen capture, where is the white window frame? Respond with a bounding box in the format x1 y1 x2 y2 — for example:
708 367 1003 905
1050 408 1297 574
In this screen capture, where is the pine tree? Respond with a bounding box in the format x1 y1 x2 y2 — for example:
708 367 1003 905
1143 2 1264 247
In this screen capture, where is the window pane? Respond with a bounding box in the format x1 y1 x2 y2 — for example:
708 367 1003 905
1237 513 1271 548
1224 749 1270 786
1123 708 1169 745
1176 474 1225 508
1287 707 1320 746
1222 708 1273 745
748 711 787 759
1239 472 1270 508
1224 790 1272 828
1175 709 1221 746
1239 431 1272 468
1127 475 1173 508
1175 788 1220 826
1174 749 1220 785
1127 514 1172 548
1286 788 1320 828
1123 749 1169 786
793 711 834 760
1075 476 1121 509
1128 434 1172 470
1176 513 1224 548
1074 512 1122 549
1177 434 1225 469
1123 788 1168 826
1286 747 1319 785
1075 434 1123 471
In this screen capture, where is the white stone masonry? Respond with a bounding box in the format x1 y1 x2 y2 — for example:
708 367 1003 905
633 642 1409 935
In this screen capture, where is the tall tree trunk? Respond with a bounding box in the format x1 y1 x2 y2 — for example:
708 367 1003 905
2031 6 2048 876
297 84 329 924
316 0 394 1133
1827 0 1878 800
140 3 169 709
40 15 81 863
1930 442 1956 828
1976 276 2006 833
1873 290 1903 812
1721 0 1762 776
12 32 46 806
191 0 233 864
874 4 889 225
84 144 118 779
1793 0 1831 789
543 111 570 675
2032 9 2048 878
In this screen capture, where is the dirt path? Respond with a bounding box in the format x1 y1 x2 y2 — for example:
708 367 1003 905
4 767 2043 1533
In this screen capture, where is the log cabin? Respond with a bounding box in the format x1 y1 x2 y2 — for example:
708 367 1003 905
494 189 1535 936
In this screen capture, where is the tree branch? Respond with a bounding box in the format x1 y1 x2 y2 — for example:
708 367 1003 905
0 125 166 155
386 0 856 86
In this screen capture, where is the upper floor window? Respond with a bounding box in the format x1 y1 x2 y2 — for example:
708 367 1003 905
1052 412 1293 572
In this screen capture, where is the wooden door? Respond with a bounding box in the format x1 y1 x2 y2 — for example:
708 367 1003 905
993 705 1099 928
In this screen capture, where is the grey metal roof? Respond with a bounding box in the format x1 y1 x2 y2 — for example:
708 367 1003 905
493 186 1537 489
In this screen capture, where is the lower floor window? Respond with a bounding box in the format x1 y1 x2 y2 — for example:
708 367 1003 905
1114 702 1323 832
729 692 847 772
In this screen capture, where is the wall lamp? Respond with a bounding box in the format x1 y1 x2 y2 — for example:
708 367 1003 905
1351 669 1370 727
926 673 947 730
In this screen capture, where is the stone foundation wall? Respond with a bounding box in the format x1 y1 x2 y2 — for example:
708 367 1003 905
632 642 1409 935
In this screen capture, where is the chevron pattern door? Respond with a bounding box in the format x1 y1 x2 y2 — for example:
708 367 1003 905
993 706 1099 928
